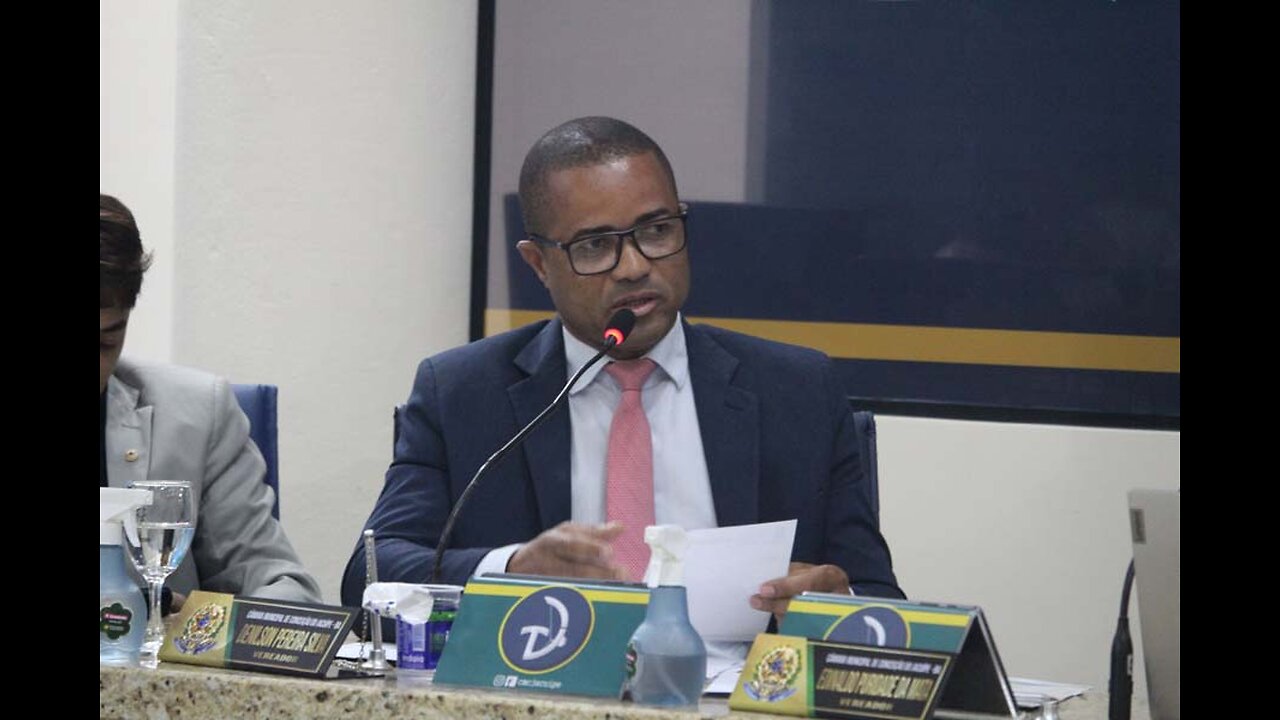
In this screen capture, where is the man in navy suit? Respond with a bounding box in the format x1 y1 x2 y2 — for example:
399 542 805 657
342 117 901 617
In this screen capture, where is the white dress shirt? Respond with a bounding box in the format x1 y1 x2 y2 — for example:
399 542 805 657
474 314 716 574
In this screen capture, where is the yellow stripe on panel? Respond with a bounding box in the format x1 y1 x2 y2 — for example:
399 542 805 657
695 316 1180 373
786 600 972 628
465 582 648 605
483 309 1179 374
485 308 554 335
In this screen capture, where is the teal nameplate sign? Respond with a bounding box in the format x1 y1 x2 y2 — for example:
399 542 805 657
779 593 1019 719
434 574 649 698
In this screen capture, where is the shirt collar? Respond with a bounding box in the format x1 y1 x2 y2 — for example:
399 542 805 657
562 313 690 393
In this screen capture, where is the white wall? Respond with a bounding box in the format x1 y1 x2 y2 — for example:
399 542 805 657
101 0 1177 697
878 416 1179 695
171 0 476 603
100 0 178 363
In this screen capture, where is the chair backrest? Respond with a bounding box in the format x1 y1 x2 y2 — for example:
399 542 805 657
233 383 280 519
851 410 880 527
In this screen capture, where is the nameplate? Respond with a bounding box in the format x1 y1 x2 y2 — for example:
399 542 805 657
775 593 1019 718
433 574 649 698
158 590 357 678
730 633 954 720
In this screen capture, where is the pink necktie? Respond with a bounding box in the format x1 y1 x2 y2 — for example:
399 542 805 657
604 358 658 582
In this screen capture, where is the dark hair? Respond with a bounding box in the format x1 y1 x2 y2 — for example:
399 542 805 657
518 116 678 236
100 193 152 309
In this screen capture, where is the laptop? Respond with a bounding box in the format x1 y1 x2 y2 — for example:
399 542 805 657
1128 489 1180 720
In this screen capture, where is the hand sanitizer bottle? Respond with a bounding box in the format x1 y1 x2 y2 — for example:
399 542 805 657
100 487 152 665
623 525 707 708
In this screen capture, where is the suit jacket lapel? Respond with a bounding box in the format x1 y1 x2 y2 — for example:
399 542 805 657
508 320 574 530
104 375 153 489
685 322 760 527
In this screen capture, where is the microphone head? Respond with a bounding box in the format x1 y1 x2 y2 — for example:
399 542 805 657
602 309 637 347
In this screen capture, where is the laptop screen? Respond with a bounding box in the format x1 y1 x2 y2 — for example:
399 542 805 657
1128 489 1180 720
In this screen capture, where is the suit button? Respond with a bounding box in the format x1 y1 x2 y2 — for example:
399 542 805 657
124 449 140 462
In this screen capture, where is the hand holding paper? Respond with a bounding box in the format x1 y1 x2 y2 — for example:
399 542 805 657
682 519 797 642
750 561 852 624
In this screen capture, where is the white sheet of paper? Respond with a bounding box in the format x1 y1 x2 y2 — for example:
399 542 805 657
683 519 797 642
701 641 748 694
704 663 745 695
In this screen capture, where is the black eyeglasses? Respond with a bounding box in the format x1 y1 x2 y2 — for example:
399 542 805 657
529 203 689 276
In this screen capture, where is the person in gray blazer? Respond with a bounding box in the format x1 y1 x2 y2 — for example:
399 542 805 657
100 193 321 607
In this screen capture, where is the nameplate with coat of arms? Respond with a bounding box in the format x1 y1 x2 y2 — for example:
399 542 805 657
157 590 357 678
752 593 1019 719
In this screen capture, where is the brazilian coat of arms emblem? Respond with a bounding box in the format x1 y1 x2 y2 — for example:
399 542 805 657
743 644 802 702
173 602 228 655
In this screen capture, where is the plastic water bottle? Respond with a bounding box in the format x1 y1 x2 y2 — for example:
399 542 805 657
100 488 152 665
624 525 707 708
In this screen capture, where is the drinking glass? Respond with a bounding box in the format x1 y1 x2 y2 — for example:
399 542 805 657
125 480 196 668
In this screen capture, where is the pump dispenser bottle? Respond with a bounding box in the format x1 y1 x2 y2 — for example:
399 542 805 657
623 525 707 708
100 487 152 665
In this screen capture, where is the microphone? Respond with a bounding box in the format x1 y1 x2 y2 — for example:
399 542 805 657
1108 559 1135 720
430 308 638 583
